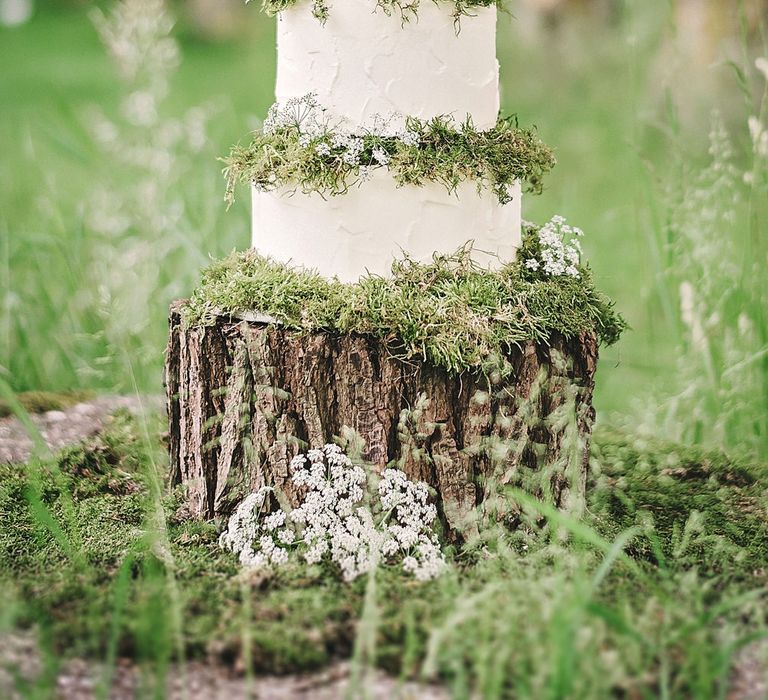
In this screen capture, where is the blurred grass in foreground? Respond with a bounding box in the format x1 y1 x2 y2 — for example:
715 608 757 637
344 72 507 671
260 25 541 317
0 1 766 456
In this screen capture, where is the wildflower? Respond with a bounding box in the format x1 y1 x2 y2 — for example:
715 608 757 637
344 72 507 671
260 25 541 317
527 215 583 278
398 129 421 147
372 147 390 166
315 141 331 157
222 445 446 582
218 486 292 571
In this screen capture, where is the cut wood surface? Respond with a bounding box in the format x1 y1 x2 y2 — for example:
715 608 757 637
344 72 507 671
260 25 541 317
166 301 599 535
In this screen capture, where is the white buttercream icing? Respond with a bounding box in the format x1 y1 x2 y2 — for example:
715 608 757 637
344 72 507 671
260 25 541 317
252 174 522 282
275 0 500 129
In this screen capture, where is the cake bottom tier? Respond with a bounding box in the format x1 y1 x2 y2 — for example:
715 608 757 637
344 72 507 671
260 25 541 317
251 174 522 281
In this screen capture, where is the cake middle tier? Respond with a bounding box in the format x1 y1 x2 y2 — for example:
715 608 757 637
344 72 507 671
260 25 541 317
276 0 500 130
252 174 522 282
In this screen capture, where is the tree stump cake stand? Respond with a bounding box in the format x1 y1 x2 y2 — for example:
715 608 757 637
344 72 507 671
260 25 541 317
165 301 599 535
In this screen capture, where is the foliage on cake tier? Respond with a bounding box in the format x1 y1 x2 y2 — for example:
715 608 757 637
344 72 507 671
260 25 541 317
182 217 626 376
247 0 502 25
223 95 556 206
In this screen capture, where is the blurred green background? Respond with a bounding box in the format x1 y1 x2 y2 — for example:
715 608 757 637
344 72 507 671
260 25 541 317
1 0 766 455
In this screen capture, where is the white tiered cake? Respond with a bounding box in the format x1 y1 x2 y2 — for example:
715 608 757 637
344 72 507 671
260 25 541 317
251 0 522 282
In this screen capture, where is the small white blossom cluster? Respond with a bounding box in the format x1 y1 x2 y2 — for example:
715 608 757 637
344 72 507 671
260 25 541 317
378 469 445 581
289 445 374 579
219 445 446 582
260 95 425 175
396 128 421 147
218 486 294 568
525 215 583 278
262 94 326 136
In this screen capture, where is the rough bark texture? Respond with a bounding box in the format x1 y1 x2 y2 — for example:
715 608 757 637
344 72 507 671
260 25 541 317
165 301 599 535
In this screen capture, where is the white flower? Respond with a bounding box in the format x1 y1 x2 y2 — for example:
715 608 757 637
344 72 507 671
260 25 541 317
264 510 286 531
277 528 295 545
218 486 291 571
288 448 446 582
372 147 390 166
223 445 446 583
398 129 421 147
526 215 584 279
315 141 331 157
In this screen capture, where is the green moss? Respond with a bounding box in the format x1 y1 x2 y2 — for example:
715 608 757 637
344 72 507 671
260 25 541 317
589 426 768 581
224 113 555 206
0 390 95 418
257 0 504 25
2 412 767 687
182 232 626 376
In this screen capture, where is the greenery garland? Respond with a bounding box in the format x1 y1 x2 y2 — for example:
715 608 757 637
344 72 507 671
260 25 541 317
224 96 556 206
183 223 626 376
250 0 503 25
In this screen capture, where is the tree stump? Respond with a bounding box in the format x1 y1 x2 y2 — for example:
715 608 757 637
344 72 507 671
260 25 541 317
165 301 599 535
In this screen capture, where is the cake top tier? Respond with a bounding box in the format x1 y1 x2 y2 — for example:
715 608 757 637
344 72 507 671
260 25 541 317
275 0 500 130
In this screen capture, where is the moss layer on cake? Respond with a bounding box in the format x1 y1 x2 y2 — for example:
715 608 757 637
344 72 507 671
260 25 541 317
224 112 556 206
255 0 503 25
182 228 626 376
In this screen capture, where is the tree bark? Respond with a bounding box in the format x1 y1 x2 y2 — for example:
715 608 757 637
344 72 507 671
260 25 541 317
165 301 599 536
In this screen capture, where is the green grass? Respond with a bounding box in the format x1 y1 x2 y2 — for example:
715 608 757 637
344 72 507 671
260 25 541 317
1 410 766 696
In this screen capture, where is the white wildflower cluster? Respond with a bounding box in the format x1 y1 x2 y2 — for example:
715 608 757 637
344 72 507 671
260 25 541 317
525 215 583 278
218 487 294 568
372 147 390 166
331 133 365 165
219 445 446 583
397 128 421 147
262 94 325 136
289 445 379 580
260 95 425 174
378 469 446 581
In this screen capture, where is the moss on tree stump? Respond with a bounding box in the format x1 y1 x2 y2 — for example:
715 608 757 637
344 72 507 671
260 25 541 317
165 301 599 536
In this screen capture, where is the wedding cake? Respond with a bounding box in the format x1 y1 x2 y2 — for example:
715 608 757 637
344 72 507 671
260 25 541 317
238 0 552 282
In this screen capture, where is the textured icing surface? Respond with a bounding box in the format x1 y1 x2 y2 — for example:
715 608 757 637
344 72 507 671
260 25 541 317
276 0 500 130
252 175 522 282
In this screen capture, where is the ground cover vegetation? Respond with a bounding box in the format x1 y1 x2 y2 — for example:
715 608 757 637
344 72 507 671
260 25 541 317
1 409 766 697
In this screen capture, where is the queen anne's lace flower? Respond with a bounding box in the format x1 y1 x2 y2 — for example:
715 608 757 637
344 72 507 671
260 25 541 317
525 215 583 278
397 129 421 147
220 445 446 582
218 486 293 569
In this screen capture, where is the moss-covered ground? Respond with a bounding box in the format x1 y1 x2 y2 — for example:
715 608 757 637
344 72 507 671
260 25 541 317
1 410 766 697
